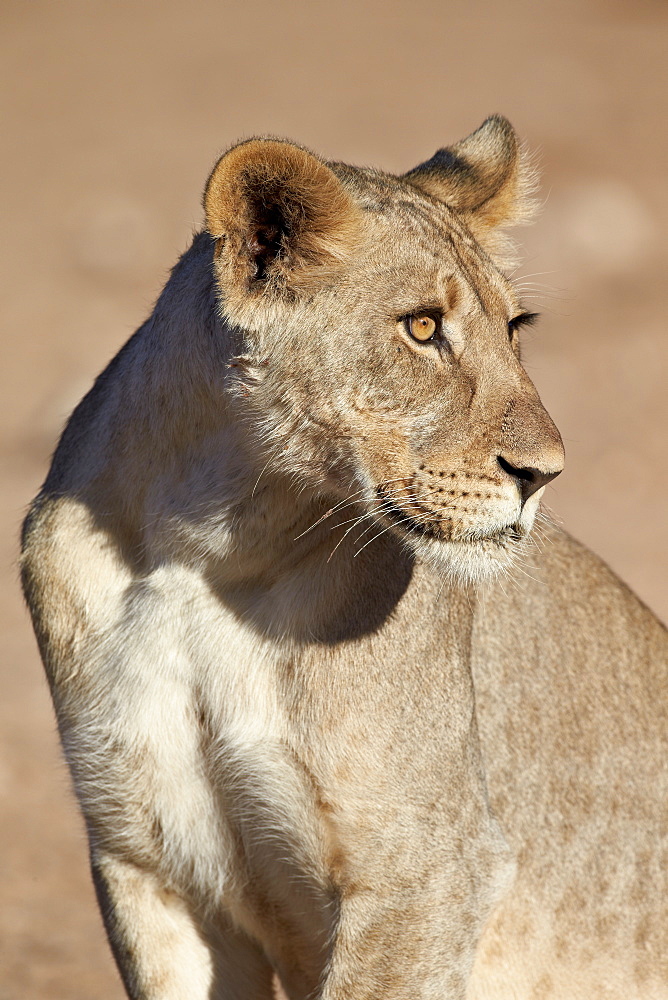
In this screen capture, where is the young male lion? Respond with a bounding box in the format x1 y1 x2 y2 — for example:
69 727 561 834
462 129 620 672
22 117 668 999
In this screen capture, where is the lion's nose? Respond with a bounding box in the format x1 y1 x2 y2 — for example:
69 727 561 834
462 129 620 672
497 455 562 505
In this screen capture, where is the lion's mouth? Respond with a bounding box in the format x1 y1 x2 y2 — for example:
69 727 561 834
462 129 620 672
376 489 442 539
375 487 524 547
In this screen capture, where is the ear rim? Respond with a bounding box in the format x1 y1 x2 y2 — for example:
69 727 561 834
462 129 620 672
203 137 363 294
203 136 296 238
403 115 538 228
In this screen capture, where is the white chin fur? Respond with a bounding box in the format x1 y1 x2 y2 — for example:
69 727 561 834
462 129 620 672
409 491 545 586
410 535 523 585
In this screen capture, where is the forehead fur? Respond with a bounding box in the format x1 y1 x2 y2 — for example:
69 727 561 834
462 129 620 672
324 156 532 276
325 163 515 306
204 122 534 334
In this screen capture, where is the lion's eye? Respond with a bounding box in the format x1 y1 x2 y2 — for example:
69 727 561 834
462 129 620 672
508 311 539 341
406 314 439 342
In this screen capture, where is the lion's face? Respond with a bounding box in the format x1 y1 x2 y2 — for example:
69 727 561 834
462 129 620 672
205 121 564 581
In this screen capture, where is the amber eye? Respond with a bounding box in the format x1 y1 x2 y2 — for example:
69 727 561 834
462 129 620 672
406 314 439 342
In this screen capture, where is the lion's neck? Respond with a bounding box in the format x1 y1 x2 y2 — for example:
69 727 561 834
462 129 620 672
141 439 417 642
67 233 455 643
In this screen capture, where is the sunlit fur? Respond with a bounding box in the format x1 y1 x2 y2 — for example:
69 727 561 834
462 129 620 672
20 120 668 1000
199 128 563 587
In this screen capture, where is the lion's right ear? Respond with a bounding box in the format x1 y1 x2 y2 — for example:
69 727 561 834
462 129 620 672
204 139 362 295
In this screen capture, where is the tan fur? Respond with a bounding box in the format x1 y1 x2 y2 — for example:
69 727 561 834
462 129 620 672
404 115 538 268
205 139 365 297
21 118 668 999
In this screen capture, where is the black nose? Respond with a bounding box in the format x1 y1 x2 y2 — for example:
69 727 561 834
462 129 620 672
497 456 561 505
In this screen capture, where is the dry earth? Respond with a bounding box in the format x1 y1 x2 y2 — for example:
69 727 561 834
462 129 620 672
1 1 667 997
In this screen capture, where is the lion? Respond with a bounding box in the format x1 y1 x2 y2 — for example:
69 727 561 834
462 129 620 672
21 116 668 999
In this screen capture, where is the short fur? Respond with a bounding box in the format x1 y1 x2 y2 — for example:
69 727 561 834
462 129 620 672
21 117 668 999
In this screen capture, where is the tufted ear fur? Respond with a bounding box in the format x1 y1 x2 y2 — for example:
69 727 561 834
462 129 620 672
403 116 537 265
204 139 363 296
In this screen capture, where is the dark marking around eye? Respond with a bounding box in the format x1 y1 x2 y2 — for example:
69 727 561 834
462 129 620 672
400 311 443 345
508 311 539 340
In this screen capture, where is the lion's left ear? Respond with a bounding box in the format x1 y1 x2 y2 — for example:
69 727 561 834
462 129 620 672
403 116 537 263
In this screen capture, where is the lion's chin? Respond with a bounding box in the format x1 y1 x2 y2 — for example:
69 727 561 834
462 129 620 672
405 530 527 586
371 486 542 585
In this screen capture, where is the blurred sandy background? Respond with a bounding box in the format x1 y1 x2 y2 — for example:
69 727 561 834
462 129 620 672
1 1 667 996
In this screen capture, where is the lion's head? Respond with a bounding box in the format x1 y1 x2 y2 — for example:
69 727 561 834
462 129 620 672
203 117 564 582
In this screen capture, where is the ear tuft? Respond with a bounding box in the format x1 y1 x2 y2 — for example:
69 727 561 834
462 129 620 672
403 116 538 265
204 139 363 295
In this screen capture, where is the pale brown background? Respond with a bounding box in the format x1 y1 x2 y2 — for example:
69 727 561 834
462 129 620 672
1 1 667 997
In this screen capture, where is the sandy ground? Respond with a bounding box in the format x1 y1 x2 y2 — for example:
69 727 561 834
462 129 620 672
1 1 667 996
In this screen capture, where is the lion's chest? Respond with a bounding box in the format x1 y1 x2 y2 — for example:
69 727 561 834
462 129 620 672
83 567 336 974
86 562 492 971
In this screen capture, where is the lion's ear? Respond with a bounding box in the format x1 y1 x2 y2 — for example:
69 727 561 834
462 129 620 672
204 139 362 294
403 116 537 262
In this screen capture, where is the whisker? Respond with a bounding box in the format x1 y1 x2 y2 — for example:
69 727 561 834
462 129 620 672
332 481 451 522
331 487 454 560
513 269 559 281
353 520 401 558
293 478 411 540
352 506 458 559
251 456 274 499
327 487 429 532
326 486 441 560
327 512 376 563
